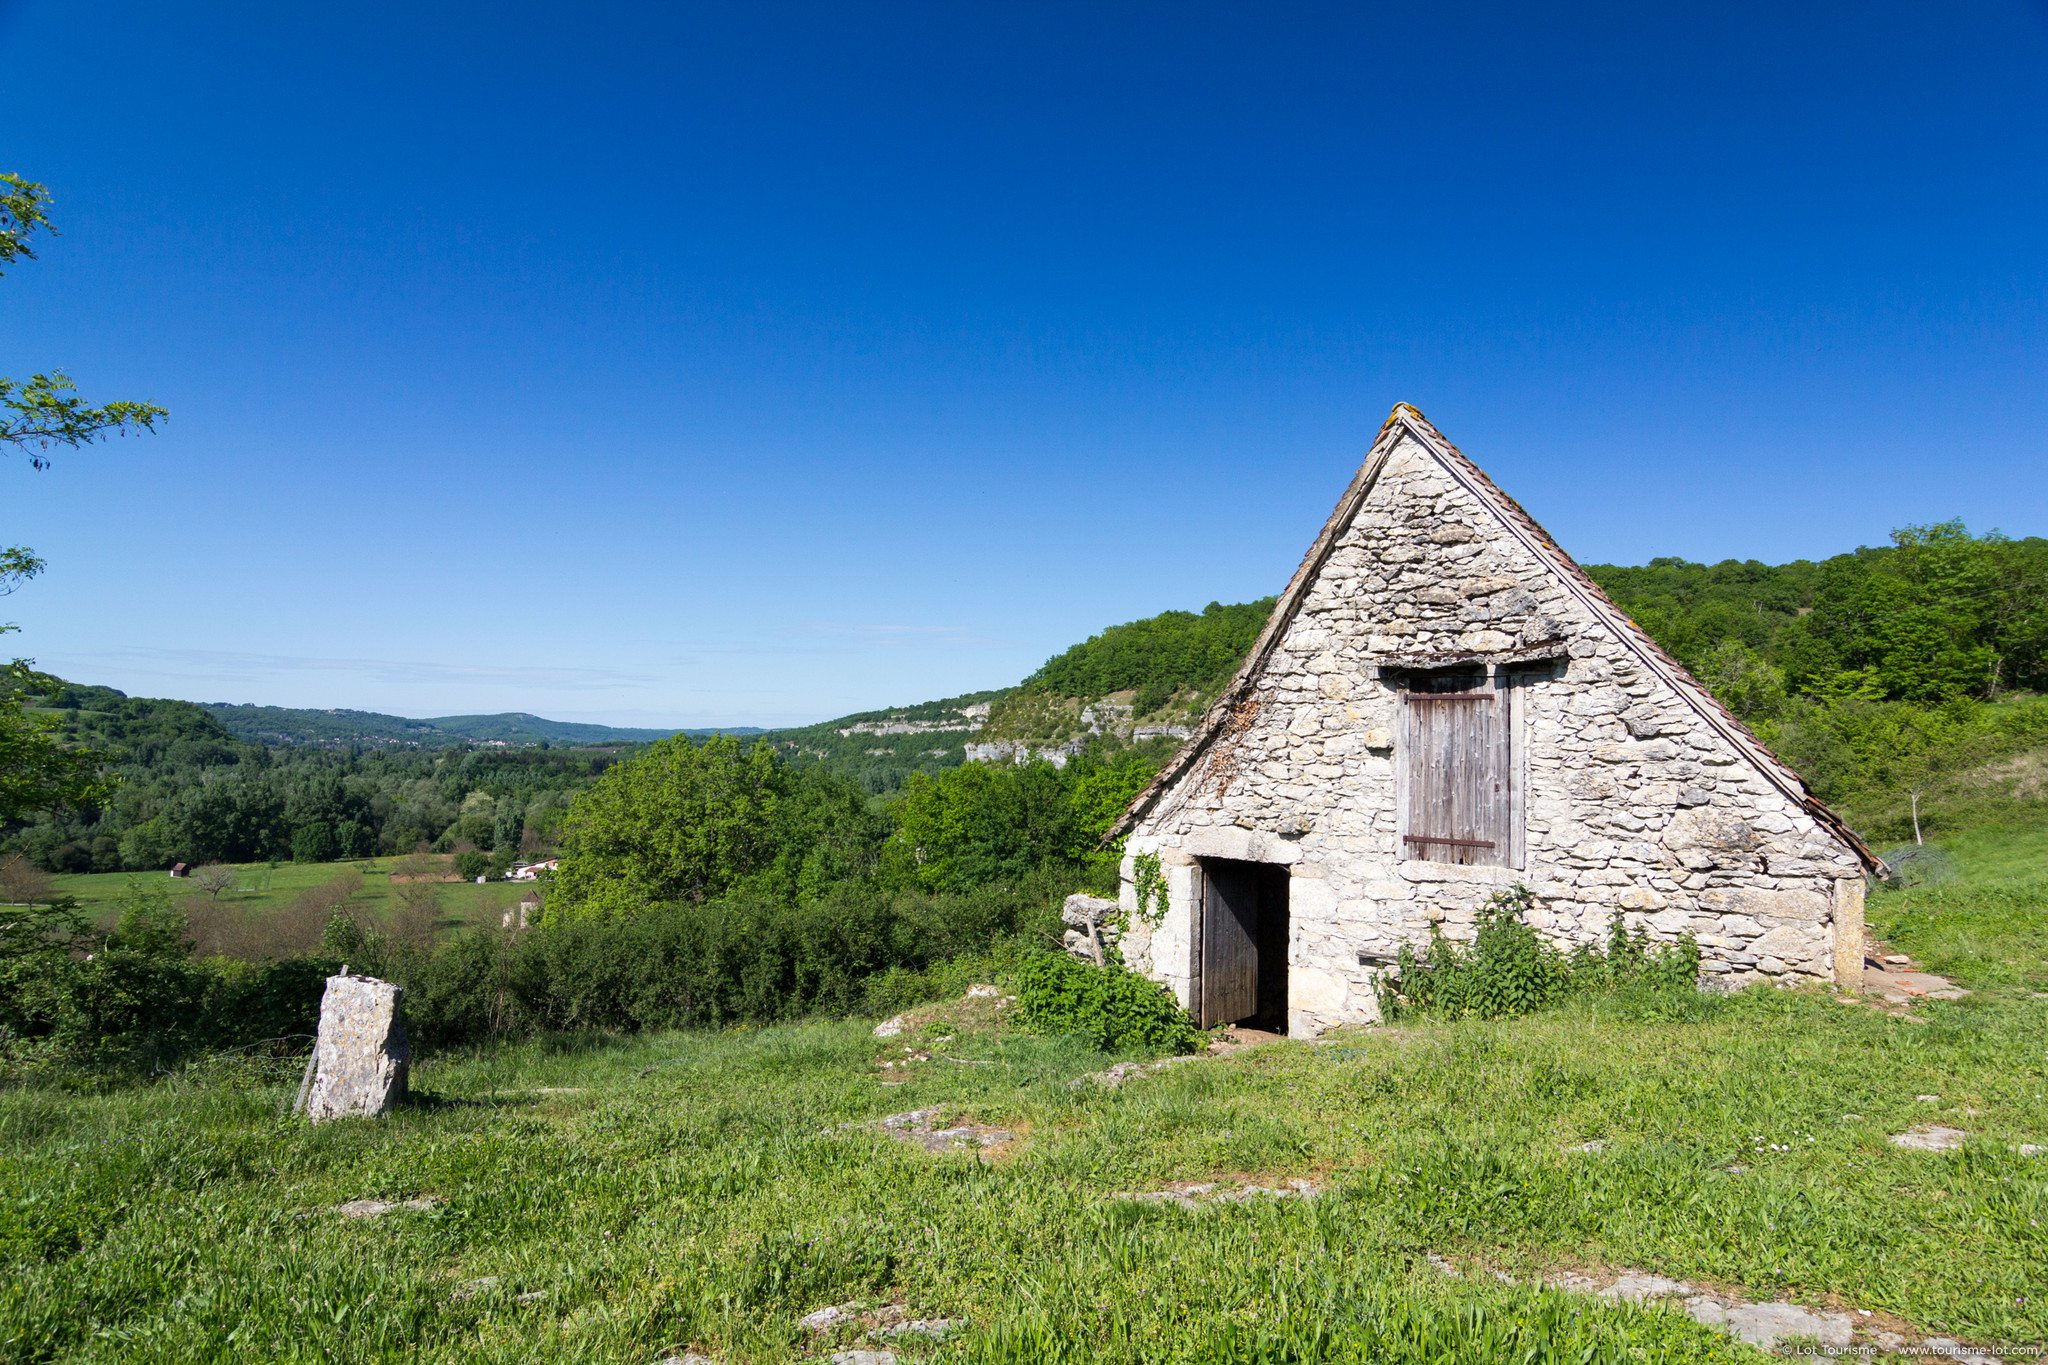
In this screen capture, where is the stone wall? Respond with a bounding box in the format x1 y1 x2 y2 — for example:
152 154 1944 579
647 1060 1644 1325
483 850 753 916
1120 429 1868 1037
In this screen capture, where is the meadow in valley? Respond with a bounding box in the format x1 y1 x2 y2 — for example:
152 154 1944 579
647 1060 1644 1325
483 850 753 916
4 523 2048 1362
2 829 2044 1364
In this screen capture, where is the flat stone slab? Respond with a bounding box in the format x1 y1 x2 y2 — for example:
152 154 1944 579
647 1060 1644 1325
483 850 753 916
1890 1125 1968 1152
1864 966 1969 1004
1599 1274 1689 1301
1685 1298 1852 1349
332 1196 439 1218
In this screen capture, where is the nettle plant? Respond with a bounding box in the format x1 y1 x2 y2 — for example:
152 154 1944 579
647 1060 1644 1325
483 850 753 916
1374 884 1701 1021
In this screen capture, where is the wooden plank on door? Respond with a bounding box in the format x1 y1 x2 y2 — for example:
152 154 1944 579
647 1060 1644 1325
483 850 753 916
1402 687 1505 868
1200 863 1258 1027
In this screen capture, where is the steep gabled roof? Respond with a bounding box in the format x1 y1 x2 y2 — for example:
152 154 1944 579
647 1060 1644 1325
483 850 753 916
1110 405 1881 872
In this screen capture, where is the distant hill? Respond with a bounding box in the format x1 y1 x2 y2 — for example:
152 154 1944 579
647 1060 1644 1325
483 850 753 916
202 703 761 749
756 690 1012 792
756 598 1279 791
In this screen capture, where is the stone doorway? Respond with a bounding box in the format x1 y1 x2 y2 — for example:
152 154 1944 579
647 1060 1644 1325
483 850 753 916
1196 858 1292 1033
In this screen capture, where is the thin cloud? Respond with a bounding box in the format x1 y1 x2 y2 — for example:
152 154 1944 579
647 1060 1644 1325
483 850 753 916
673 621 1015 661
71 647 652 691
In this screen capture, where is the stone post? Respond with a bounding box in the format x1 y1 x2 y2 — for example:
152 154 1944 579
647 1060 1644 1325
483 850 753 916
298 973 410 1122
1830 876 1867 990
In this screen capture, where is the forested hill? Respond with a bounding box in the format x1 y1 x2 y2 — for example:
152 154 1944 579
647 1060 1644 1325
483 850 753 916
767 522 2048 844
200 702 752 749
8 521 2045 872
756 601 1276 791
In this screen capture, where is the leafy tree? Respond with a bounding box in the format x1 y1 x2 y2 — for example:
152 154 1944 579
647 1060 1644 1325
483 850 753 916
0 664 110 825
0 175 163 839
891 746 1164 893
2 175 166 468
892 760 1079 892
1780 522 2048 704
551 734 796 918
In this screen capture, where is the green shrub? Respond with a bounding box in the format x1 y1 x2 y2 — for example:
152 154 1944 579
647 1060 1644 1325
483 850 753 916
1375 885 1700 1022
0 884 334 1078
1013 951 1201 1054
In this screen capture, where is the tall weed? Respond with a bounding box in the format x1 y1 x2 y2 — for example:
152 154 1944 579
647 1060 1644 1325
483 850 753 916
1376 885 1700 1021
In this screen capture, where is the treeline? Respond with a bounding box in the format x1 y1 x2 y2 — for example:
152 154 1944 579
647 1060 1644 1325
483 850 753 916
4 682 632 873
548 733 1155 915
0 732 1171 1076
1586 521 2048 839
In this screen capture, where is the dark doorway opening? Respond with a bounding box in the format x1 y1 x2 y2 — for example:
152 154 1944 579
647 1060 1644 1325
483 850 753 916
1196 858 1292 1032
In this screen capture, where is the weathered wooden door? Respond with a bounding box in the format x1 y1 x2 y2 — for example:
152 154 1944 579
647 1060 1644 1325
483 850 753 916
1401 671 1510 867
1199 861 1260 1026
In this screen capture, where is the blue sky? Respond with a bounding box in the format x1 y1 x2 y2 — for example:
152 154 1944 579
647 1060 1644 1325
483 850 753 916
5 1 2045 728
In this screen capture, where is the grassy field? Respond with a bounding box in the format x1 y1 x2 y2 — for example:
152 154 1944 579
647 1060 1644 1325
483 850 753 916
4 832 2043 1363
48 858 525 932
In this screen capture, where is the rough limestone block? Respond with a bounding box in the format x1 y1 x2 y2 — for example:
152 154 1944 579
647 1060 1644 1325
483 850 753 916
301 974 409 1122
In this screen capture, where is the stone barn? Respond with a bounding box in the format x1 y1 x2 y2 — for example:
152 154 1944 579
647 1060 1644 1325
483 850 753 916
1108 405 1881 1037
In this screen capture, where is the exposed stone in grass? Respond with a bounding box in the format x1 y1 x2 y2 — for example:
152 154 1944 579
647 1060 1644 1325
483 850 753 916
1111 1179 1319 1210
1889 1125 1968 1152
1865 966 1970 1004
877 1318 959 1339
654 1355 719 1365
1076 1055 1201 1088
331 1196 440 1218
870 1108 1015 1154
827 1352 896 1365
1688 1299 1853 1351
451 1276 498 1300
1600 1274 1688 1300
800 1303 854 1332
872 1016 907 1038
1565 1138 1607 1153
1539 1266 2000 1358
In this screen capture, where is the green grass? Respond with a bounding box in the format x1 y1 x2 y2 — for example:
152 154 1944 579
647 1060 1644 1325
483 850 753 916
1868 821 2048 992
47 859 522 930
4 981 2045 1362
8 831 2046 1362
